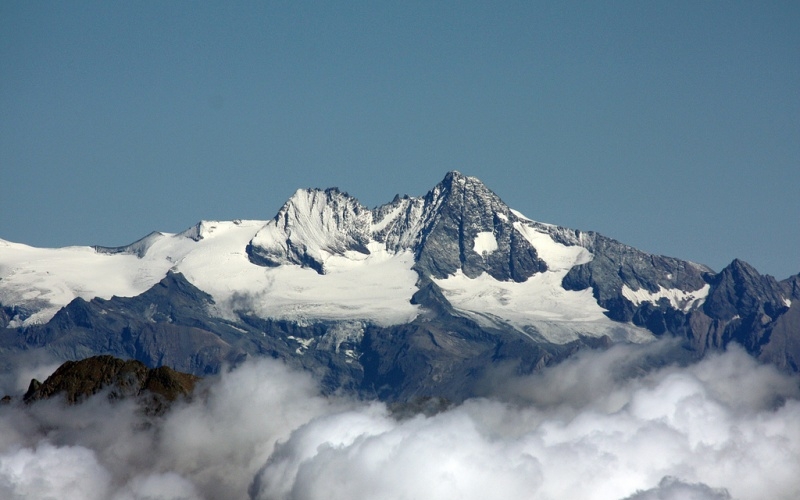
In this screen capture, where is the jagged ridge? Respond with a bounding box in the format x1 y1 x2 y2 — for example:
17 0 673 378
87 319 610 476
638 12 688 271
245 171 548 281
1 171 799 404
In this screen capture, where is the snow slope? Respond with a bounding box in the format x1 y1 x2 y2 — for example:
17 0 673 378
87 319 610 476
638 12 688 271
0 209 658 342
0 237 185 326
0 172 665 343
435 221 653 343
0 220 420 328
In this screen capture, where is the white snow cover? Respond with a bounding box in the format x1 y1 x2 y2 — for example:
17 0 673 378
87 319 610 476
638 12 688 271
182 238 419 326
473 232 498 255
622 284 711 312
435 270 651 344
513 222 592 270
0 221 419 327
435 222 652 344
0 210 659 343
0 236 194 326
248 188 372 270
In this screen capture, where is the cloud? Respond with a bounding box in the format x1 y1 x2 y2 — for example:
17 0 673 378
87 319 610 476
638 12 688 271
0 343 798 500
249 344 800 500
622 477 731 500
0 358 342 499
0 350 62 396
0 443 110 500
111 473 201 500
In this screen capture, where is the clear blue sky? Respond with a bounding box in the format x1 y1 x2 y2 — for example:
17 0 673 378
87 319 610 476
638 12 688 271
2 1 798 278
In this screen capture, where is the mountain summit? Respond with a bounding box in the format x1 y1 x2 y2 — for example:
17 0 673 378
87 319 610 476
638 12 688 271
1 172 798 399
245 171 547 281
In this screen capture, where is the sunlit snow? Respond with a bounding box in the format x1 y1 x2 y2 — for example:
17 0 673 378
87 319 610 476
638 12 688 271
513 222 592 270
473 232 498 255
0 237 194 326
435 225 652 344
0 222 420 327
183 240 420 326
621 284 711 312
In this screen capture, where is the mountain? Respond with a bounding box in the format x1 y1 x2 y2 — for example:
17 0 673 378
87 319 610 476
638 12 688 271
1 171 797 400
13 355 199 416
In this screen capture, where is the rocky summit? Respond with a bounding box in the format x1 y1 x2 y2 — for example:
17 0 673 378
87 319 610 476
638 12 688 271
1 172 798 401
15 355 199 414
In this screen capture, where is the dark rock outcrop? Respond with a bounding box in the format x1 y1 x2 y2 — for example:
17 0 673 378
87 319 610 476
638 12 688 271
562 232 711 322
703 259 789 321
22 355 199 411
1 172 799 406
2 272 254 375
782 273 800 301
409 171 548 282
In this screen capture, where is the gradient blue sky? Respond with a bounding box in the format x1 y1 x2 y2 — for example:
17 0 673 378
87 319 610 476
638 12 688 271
2 1 798 278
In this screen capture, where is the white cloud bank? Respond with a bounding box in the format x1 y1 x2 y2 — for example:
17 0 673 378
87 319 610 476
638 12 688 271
0 343 798 500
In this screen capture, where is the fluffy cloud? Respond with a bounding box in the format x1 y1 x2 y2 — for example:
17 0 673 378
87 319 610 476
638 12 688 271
622 477 732 500
0 443 110 500
0 343 798 500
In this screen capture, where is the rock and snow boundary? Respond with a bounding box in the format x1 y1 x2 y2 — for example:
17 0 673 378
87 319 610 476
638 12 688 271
0 172 714 345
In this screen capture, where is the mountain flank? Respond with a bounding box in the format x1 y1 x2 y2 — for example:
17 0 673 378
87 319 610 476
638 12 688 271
0 171 798 401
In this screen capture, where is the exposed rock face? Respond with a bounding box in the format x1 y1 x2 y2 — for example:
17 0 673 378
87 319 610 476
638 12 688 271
406 171 547 282
758 302 800 372
22 355 199 409
561 232 712 321
0 306 10 329
704 259 791 321
246 171 548 281
0 171 799 404
783 273 800 301
676 260 796 363
6 272 251 375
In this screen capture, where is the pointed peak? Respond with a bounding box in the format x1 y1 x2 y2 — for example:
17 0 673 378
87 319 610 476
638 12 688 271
287 186 360 203
278 187 367 222
440 170 484 188
443 170 465 181
724 258 760 276
430 172 501 206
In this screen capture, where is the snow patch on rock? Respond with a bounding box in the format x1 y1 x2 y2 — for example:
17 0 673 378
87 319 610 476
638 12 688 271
473 232 498 256
622 284 711 312
434 270 653 344
513 222 593 271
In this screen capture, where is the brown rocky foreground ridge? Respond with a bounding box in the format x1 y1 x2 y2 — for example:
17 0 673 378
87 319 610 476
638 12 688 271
19 355 199 411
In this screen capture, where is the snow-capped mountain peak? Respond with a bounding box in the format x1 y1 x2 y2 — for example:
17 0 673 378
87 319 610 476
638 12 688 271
2 171 799 396
408 170 548 282
247 188 372 273
245 171 552 283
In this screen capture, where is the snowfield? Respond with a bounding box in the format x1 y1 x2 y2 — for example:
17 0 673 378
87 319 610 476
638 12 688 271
621 283 711 312
0 237 183 327
0 211 658 343
0 221 420 328
436 223 653 344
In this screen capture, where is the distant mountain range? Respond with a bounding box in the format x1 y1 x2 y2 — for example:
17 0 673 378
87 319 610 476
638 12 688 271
1 171 798 401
